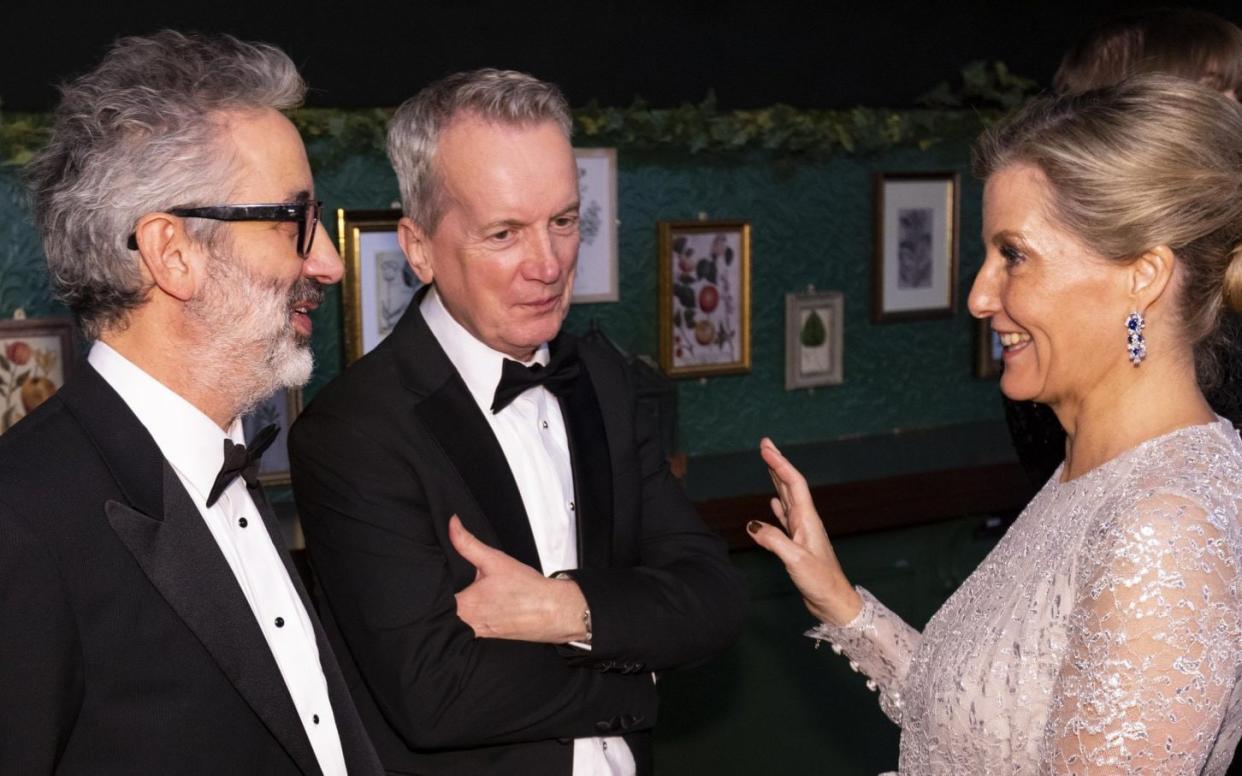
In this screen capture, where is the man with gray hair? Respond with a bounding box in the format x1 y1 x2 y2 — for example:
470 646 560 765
290 69 745 775
0 31 381 774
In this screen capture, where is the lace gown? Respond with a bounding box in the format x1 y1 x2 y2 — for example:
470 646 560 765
810 419 1242 774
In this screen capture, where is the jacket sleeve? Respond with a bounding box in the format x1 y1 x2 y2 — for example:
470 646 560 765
0 498 83 771
289 407 658 752
559 349 747 673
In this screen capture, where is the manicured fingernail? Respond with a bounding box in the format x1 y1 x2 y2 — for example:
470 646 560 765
747 520 762 534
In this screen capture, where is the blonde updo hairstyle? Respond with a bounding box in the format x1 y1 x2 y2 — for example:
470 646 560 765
974 73 1242 386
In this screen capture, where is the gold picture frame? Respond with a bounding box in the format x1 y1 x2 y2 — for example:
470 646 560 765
337 208 419 364
658 219 751 377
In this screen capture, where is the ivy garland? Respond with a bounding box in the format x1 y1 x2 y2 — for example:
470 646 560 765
0 62 1037 168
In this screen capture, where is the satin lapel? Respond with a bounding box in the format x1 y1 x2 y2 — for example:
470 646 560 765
558 351 614 569
56 362 164 518
415 377 543 569
104 464 321 776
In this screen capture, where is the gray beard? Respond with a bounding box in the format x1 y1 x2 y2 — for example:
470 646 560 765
184 247 319 420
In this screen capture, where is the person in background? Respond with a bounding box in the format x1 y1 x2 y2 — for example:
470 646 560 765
0 31 381 775
751 74 1242 774
1009 6 1242 487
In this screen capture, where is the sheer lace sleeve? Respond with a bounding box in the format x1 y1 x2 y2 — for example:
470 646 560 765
1042 492 1242 773
805 586 922 724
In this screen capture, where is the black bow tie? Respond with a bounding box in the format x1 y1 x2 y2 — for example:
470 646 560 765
491 343 581 414
206 424 279 508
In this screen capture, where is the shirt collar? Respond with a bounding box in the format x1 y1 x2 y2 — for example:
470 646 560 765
420 286 549 415
88 341 244 503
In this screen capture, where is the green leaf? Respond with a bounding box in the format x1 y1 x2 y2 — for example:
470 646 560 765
800 310 827 347
15 371 28 387
673 283 697 310
0 354 9 371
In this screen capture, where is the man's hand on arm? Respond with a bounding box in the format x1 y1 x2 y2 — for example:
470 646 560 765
449 516 589 644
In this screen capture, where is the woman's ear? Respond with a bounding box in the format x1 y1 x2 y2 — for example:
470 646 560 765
1129 245 1176 311
132 213 202 302
398 216 435 285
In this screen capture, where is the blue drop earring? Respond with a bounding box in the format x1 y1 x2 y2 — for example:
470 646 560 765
1126 311 1147 366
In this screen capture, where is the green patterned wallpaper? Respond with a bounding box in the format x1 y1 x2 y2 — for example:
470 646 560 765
0 140 1002 458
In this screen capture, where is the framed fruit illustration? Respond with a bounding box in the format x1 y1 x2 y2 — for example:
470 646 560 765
0 317 76 435
657 220 751 378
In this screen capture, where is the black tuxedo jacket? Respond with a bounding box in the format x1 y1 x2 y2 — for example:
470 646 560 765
0 364 382 775
289 293 746 775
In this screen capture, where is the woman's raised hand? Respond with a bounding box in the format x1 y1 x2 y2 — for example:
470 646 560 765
748 438 863 626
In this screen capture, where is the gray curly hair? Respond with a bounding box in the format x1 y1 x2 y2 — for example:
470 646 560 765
386 68 573 235
26 30 306 339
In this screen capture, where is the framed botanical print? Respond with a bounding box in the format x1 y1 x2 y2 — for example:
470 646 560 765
337 208 422 364
658 220 751 377
785 291 844 389
872 172 959 322
571 148 619 303
0 317 75 435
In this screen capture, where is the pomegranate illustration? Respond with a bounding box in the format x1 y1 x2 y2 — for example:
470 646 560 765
5 341 31 366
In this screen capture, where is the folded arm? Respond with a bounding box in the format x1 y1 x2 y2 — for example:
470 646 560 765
290 413 657 751
554 364 747 671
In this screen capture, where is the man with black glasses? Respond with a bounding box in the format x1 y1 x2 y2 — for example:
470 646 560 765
0 31 381 774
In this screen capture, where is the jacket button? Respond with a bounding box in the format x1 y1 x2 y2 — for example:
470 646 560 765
595 720 612 733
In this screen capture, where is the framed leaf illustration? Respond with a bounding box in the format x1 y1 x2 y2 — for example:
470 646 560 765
785 291 843 389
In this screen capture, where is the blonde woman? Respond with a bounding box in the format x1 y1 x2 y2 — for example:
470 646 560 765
750 74 1242 774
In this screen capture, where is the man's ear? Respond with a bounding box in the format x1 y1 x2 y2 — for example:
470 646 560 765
398 216 435 285
132 213 202 302
1129 245 1176 311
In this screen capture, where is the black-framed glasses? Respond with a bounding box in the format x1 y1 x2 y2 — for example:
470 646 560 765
126 200 323 257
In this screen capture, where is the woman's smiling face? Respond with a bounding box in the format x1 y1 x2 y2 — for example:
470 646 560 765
969 163 1133 407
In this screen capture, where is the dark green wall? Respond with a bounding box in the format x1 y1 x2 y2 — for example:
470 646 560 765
0 139 1005 461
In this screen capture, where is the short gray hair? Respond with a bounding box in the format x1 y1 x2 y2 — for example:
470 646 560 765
26 30 306 339
386 68 573 234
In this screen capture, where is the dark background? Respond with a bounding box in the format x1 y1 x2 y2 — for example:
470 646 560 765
5 0 1241 111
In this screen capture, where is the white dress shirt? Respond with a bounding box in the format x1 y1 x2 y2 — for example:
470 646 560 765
89 342 348 776
422 288 635 776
